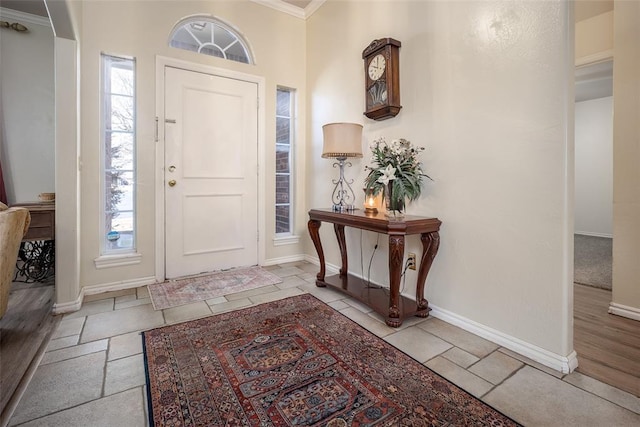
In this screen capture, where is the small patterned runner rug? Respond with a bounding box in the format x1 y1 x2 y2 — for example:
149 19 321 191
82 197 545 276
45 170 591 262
142 294 519 426
147 266 282 310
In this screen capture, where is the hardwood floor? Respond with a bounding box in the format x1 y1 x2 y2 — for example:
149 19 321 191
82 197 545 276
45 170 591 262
0 280 59 422
574 283 640 397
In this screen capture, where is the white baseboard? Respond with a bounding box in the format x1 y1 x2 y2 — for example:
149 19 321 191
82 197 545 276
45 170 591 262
52 276 156 314
304 254 575 373
430 305 577 373
608 302 640 321
262 254 306 266
82 276 157 296
303 254 340 275
303 254 320 266
52 294 83 315
574 231 612 239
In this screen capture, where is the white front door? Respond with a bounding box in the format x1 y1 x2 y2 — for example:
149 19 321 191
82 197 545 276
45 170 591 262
164 67 258 279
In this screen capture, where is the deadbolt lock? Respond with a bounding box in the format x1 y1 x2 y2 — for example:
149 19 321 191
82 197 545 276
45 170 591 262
168 165 176 172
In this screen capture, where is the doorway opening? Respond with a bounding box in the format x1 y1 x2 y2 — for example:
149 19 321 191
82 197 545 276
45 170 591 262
573 59 640 396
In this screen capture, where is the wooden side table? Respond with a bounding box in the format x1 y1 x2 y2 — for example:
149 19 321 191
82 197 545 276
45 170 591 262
308 208 441 327
12 201 55 282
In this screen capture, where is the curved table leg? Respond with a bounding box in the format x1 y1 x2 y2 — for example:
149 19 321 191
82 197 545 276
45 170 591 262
416 231 440 317
387 234 405 327
307 219 326 286
334 224 347 277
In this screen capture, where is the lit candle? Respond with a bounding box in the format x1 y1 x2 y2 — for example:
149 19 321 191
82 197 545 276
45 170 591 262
364 189 378 214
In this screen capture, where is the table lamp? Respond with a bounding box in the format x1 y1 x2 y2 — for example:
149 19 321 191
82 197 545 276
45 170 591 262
322 123 363 212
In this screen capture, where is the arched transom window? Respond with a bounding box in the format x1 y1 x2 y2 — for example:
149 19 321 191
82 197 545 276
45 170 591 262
169 17 253 64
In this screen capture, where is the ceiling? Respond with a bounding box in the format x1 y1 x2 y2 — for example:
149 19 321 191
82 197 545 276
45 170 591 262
2 0 615 22
574 0 613 22
573 1 614 102
282 0 312 9
0 0 317 18
0 0 48 17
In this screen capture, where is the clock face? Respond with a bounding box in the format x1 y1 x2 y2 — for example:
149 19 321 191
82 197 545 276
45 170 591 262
367 54 386 81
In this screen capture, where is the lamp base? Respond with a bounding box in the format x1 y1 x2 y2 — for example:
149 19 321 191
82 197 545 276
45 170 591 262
328 157 358 212
332 204 357 213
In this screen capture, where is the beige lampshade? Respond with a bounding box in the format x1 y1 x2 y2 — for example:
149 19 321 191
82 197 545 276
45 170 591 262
322 123 363 159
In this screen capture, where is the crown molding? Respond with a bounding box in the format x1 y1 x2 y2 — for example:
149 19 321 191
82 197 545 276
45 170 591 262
304 0 326 18
251 0 304 18
0 7 50 27
250 0 326 20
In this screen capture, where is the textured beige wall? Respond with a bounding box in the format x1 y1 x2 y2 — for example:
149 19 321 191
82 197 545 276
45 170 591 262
306 0 574 358
611 0 640 318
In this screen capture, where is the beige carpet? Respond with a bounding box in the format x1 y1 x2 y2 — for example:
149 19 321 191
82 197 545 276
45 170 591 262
148 266 282 310
574 234 612 290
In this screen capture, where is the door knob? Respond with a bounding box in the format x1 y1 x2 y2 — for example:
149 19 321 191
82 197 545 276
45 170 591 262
168 180 177 187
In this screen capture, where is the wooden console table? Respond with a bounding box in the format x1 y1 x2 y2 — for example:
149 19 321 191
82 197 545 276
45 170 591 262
12 201 55 282
308 208 441 327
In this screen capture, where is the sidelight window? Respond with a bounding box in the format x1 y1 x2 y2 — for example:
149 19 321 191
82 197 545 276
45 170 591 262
275 88 295 235
101 54 136 254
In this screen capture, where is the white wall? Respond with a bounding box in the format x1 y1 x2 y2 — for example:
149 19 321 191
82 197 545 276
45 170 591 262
49 0 83 312
611 0 640 320
306 0 574 366
0 9 54 204
73 1 306 290
574 97 613 237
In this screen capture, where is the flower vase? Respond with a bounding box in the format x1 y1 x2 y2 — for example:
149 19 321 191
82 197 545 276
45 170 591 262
384 183 405 220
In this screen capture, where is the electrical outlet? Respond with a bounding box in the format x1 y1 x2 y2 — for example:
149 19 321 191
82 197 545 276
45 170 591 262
407 253 417 270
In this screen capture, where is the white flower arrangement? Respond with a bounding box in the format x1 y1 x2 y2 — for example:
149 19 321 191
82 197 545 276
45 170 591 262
364 137 430 214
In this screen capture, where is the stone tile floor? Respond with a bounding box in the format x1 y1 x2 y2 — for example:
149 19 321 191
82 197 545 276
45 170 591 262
7 262 640 426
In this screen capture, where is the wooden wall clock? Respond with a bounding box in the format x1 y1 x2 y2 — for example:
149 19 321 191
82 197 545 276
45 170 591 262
362 38 401 121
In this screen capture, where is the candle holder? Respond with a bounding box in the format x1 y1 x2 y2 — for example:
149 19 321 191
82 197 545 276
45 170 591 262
363 188 379 214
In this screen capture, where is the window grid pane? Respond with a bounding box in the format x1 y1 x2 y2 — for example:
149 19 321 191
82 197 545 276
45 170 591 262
276 205 290 234
275 88 294 235
276 144 290 173
276 117 290 145
102 54 136 253
275 175 290 204
169 19 252 64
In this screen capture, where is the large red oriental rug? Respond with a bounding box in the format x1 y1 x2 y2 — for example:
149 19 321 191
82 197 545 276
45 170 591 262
142 294 519 426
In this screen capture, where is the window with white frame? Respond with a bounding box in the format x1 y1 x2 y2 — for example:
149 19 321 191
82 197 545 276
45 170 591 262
169 17 253 64
102 54 136 253
275 88 295 235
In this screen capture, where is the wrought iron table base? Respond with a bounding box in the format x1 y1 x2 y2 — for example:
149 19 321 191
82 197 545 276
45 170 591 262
14 240 55 283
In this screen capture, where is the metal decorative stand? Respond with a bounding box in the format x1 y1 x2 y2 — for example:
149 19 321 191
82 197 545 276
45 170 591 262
14 240 55 283
330 157 357 212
